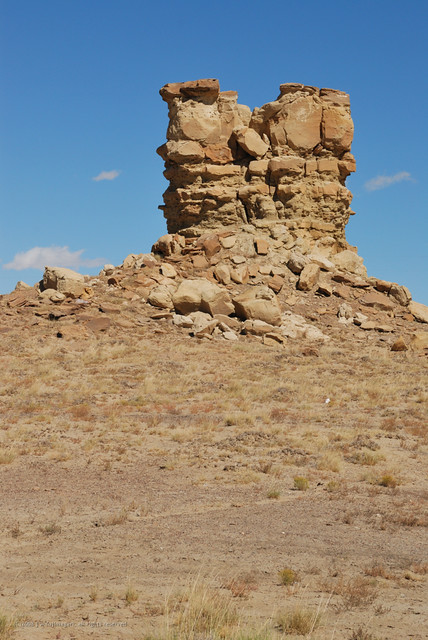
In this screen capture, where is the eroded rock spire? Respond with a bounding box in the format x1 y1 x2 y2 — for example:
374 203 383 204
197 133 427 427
157 79 356 257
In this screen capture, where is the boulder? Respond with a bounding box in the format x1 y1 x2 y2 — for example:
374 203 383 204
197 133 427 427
172 279 233 316
331 250 366 277
359 292 395 312
408 301 428 324
287 252 307 274
232 286 282 326
214 264 231 285
242 319 278 336
297 264 320 291
148 285 174 309
390 337 408 352
160 263 177 279
234 127 269 158
389 284 411 307
43 267 86 299
39 289 66 303
409 331 428 350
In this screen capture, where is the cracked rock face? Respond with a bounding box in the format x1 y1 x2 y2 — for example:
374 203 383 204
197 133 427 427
157 79 356 254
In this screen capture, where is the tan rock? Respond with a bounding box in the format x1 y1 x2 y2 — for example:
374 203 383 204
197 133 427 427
408 301 428 323
268 156 305 175
255 238 269 255
39 289 66 303
14 281 32 291
214 264 231 285
172 278 233 317
214 314 241 331
159 140 204 163
152 234 180 256
148 285 174 309
160 263 177 278
409 331 428 350
389 284 411 306
173 314 194 328
390 337 408 352
360 321 394 332
297 264 320 291
331 250 366 277
233 286 282 325
172 279 207 314
43 267 86 299
200 285 234 316
202 235 221 258
219 235 236 249
263 333 285 347
192 255 210 269
242 319 277 336
287 252 307 274
234 127 269 158
122 253 138 269
359 292 396 312
230 265 249 284
281 96 322 152
223 330 238 341
248 159 269 175
268 275 284 294
322 107 354 153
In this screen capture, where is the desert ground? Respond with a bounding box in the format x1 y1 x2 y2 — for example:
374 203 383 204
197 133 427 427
0 284 427 640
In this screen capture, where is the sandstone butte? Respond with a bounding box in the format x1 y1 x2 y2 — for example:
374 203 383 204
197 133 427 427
1 78 427 352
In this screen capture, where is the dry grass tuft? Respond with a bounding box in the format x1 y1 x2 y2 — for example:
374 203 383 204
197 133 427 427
293 476 309 491
276 606 321 634
0 613 16 640
278 568 299 586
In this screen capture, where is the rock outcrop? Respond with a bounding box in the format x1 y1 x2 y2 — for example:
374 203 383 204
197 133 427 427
158 79 356 258
1 80 426 356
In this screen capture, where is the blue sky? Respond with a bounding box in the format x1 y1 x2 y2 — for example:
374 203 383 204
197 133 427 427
1 0 427 303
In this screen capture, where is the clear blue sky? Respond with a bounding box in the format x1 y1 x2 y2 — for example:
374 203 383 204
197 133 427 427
1 0 427 303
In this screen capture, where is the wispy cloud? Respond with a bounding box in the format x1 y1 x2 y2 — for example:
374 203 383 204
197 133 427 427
364 171 413 192
92 169 121 182
3 246 105 271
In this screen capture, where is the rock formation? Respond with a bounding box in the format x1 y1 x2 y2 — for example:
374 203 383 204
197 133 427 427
1 79 427 355
157 79 356 258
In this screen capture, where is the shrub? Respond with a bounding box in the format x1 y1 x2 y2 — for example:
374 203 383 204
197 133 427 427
293 476 309 491
278 568 298 586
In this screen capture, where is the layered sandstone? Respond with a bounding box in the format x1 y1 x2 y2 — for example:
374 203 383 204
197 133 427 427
157 79 356 255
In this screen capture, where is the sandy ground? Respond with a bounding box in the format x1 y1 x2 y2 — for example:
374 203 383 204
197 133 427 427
0 306 427 639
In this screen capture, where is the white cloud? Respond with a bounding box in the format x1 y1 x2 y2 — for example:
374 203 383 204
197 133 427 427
364 171 413 192
92 169 121 182
3 246 105 271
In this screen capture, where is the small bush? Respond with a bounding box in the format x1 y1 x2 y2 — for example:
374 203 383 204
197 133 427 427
0 448 16 465
378 474 398 488
277 607 321 634
39 522 61 536
125 585 138 605
267 488 280 500
278 568 298 586
293 476 309 491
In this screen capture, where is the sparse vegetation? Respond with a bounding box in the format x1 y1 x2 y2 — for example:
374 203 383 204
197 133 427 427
293 476 309 491
1 288 426 639
278 567 298 586
39 522 61 536
0 613 16 640
124 585 138 605
276 606 321 634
